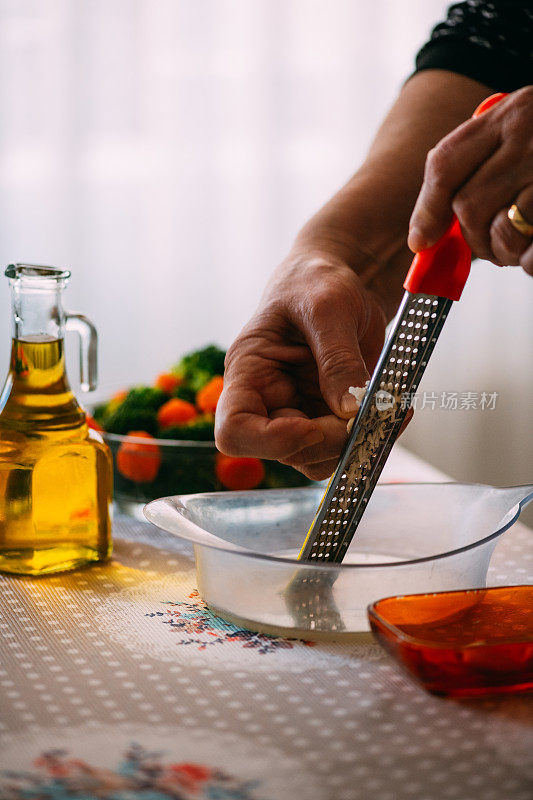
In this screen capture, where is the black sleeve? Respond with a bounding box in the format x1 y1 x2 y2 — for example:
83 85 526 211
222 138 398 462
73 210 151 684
415 1 533 93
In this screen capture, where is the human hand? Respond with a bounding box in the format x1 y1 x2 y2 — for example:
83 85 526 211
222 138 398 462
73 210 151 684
408 87 533 275
215 256 387 480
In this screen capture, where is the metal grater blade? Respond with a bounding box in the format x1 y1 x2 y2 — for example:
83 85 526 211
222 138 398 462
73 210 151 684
284 568 345 633
298 291 453 564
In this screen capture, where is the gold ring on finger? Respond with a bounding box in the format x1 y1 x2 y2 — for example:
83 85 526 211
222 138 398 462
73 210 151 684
508 203 533 237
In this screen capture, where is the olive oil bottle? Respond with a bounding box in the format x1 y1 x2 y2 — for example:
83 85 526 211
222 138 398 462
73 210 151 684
0 264 112 575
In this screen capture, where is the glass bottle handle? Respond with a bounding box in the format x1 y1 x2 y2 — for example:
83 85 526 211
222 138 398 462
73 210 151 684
65 313 98 392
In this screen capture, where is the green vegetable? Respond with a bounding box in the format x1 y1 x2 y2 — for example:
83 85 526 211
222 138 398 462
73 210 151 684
123 387 167 411
173 384 197 404
92 402 109 425
99 386 167 435
173 345 226 392
104 405 159 436
158 415 215 441
152 448 219 496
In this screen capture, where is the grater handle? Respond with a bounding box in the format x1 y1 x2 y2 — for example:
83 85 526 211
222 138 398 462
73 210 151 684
403 217 471 300
403 92 508 302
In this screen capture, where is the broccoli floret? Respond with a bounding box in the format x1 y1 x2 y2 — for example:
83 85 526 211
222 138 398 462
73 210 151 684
140 449 218 497
124 386 167 411
173 345 226 392
173 384 197 404
158 415 215 441
103 405 159 436
100 386 166 434
92 402 109 425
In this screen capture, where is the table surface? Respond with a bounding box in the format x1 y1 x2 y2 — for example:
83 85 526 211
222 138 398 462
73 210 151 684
1 447 532 800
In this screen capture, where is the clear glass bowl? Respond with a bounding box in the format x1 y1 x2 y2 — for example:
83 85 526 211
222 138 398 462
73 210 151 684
144 482 533 640
104 432 311 520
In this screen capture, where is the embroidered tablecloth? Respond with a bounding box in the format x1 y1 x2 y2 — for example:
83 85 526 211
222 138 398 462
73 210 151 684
1 448 532 800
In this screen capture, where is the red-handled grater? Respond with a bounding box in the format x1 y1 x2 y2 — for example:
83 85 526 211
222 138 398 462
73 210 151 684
298 92 506 565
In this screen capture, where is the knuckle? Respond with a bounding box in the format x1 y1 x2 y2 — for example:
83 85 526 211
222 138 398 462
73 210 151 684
515 85 533 103
223 329 259 374
452 191 480 230
307 272 356 314
304 280 365 335
425 144 452 187
520 247 533 276
308 286 339 320
223 340 240 373
319 345 361 380
490 214 522 266
501 87 533 138
507 85 533 116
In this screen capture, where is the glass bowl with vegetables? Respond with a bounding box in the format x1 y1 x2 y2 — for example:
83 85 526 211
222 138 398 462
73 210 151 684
89 345 311 519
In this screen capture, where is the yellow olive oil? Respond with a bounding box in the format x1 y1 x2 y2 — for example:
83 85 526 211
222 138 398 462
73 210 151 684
0 335 112 574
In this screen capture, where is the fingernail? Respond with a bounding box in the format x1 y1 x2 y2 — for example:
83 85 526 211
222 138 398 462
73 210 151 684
340 391 359 415
407 227 429 252
302 429 324 448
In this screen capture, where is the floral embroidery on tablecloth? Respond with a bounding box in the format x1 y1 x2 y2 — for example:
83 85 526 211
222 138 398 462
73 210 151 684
1 743 264 799
145 590 316 654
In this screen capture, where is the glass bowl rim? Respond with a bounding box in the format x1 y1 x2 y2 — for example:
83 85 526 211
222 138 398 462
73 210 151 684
143 482 533 571
103 431 216 449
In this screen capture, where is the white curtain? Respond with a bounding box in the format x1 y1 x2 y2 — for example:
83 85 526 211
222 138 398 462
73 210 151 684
0 0 531 510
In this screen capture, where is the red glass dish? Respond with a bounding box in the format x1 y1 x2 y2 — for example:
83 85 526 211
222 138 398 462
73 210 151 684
368 586 533 697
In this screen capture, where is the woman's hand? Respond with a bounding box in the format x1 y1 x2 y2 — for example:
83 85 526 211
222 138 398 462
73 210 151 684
408 86 533 275
215 256 387 480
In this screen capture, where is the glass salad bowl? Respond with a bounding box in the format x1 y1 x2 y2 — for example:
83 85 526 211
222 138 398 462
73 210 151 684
144 482 533 640
87 344 312 519
104 432 311 520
